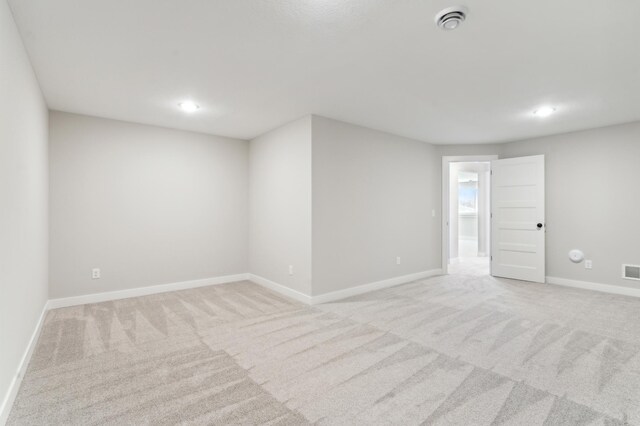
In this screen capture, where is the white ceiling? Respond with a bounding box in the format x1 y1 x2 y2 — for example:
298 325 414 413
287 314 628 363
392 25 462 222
8 0 640 144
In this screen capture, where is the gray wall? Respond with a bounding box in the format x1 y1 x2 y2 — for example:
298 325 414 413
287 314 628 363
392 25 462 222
501 122 640 290
249 116 312 295
311 116 441 296
0 0 49 417
49 112 248 298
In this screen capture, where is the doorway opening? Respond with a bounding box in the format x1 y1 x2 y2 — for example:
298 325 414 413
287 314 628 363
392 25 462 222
442 155 498 276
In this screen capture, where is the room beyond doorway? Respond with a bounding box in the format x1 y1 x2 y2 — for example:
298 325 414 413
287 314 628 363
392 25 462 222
451 162 490 262
441 155 498 275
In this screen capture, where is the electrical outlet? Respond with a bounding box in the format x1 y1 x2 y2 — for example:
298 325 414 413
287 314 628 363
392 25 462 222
288 265 293 276
585 260 592 270
396 256 401 265
92 268 101 279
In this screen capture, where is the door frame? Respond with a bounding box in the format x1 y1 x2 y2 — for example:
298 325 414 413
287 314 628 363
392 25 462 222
441 155 499 274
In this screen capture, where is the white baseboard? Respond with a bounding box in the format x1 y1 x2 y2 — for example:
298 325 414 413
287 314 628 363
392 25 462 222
310 269 443 305
0 302 48 425
249 270 443 306
546 276 640 298
248 274 312 305
47 273 250 309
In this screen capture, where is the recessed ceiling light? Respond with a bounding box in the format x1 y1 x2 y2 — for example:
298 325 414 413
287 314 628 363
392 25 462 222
178 101 200 113
533 106 556 118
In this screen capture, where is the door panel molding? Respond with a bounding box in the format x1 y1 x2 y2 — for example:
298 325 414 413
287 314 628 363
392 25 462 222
491 155 545 283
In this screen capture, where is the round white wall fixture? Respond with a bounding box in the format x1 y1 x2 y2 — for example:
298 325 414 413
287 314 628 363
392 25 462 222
569 249 584 263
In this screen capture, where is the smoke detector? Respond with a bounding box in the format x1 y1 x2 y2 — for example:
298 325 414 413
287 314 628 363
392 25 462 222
435 6 468 31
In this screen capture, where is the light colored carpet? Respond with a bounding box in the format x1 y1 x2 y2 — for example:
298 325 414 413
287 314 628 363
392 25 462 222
7 265 640 425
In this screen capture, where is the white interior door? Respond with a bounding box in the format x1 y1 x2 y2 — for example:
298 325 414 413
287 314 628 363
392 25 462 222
491 155 545 283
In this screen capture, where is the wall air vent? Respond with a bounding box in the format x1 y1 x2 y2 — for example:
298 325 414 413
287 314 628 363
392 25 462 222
622 264 640 281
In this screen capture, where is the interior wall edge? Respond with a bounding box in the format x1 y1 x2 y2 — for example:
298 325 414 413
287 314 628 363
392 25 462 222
1 0 50 420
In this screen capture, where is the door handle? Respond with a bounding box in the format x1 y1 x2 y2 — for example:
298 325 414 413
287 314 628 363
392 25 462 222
536 223 543 229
